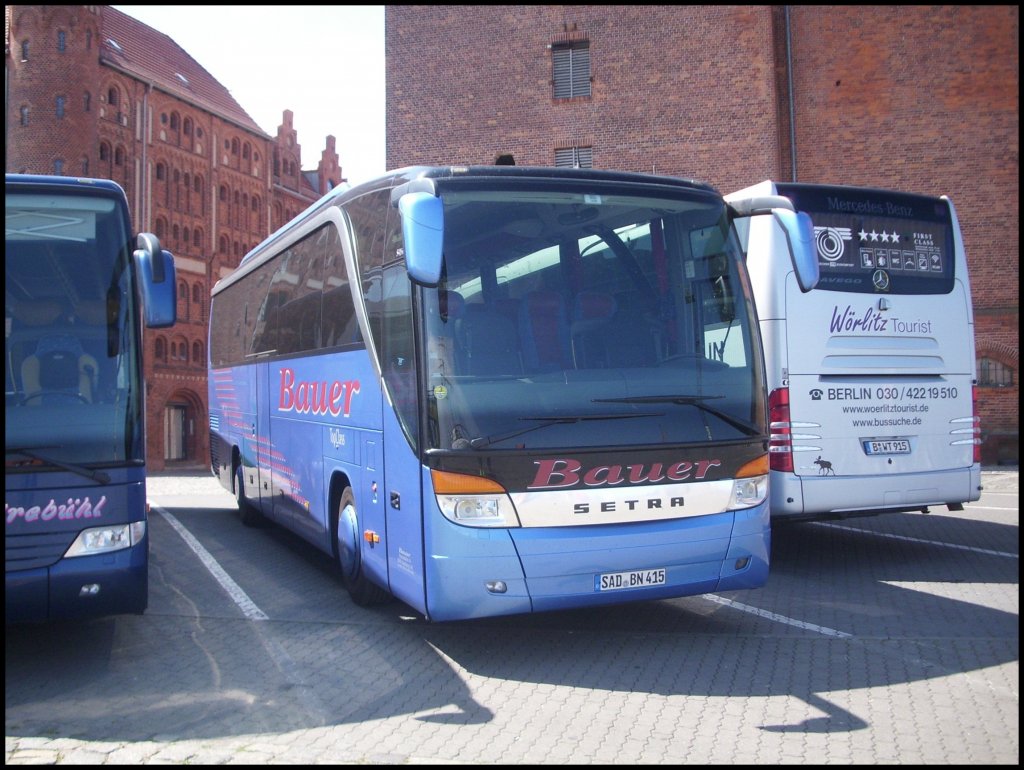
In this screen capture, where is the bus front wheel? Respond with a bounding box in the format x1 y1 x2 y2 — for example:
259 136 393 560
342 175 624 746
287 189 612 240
335 486 391 607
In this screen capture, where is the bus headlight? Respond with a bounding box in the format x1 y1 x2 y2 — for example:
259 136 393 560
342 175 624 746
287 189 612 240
728 475 768 510
728 454 769 510
431 470 521 528
65 521 146 557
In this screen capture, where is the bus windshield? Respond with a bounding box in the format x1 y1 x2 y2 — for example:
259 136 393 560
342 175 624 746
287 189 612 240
416 186 763 452
5 192 143 470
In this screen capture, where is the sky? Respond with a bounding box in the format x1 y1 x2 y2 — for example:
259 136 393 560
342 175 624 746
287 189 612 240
113 6 386 187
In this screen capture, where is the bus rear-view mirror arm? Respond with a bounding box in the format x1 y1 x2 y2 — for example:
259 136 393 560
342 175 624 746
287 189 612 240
730 197 819 293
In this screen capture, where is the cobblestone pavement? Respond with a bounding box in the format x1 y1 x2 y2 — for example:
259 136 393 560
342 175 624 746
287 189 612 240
6 469 1018 764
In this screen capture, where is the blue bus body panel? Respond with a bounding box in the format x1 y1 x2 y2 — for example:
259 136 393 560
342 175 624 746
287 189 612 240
422 499 769 621
5 469 148 623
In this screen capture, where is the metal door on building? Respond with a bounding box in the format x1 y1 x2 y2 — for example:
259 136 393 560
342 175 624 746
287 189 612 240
164 404 187 461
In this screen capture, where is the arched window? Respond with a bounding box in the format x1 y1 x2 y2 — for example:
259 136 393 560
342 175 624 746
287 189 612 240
156 163 166 180
83 92 91 112
183 117 192 135
193 228 202 248
57 30 66 52
107 87 119 107
114 146 125 166
978 357 1015 388
155 337 165 361
193 341 203 365
178 281 189 320
20 106 29 126
99 142 110 161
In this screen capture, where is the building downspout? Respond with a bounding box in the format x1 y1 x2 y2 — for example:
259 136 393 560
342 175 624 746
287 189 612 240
785 6 797 182
141 82 152 230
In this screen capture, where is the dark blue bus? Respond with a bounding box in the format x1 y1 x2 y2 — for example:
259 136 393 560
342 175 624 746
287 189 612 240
6 174 176 623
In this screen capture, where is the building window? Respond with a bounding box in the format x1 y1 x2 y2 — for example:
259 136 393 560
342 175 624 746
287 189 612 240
21 40 30 61
56 96 66 119
978 357 1015 388
552 41 591 99
555 146 593 168
57 31 67 52
53 159 64 175
107 87 119 107
20 106 30 126
83 91 91 112
81 157 89 176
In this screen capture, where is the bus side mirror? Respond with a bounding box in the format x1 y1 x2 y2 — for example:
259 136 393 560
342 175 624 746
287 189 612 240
771 209 819 293
398 192 444 287
133 234 177 328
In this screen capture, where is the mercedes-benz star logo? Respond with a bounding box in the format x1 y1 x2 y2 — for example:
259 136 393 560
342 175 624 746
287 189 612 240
872 269 890 292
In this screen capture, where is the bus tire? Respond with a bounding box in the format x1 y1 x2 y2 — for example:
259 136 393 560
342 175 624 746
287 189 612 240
234 464 262 527
335 486 391 607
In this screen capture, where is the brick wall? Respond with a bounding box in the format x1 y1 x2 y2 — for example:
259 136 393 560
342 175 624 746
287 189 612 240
386 4 1019 463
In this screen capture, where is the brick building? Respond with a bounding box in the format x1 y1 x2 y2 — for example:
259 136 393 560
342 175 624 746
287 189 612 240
385 5 1019 464
6 5 344 470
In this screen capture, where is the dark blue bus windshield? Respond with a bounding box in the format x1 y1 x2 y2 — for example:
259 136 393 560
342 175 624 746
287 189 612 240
5 190 144 470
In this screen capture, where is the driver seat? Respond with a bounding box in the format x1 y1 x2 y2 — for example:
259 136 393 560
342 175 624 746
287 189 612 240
21 334 98 404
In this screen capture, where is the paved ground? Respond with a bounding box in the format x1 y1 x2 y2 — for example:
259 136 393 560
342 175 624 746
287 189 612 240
6 467 1018 764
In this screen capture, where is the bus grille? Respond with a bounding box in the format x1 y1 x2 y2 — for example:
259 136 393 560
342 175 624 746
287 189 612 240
5 531 77 572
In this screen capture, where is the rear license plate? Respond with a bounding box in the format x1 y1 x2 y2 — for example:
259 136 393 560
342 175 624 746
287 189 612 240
863 439 911 455
596 568 667 592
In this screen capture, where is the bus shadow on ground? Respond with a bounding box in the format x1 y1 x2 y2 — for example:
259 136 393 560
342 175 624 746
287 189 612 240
4 512 1017 743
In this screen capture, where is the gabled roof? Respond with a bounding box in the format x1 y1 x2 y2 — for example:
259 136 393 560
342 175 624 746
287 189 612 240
102 6 268 137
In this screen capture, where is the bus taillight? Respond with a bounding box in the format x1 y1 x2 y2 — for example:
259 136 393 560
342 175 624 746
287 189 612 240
768 387 794 473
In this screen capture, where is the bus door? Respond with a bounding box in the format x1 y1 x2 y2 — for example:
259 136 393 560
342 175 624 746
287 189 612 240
380 394 427 615
254 359 276 516
378 260 428 614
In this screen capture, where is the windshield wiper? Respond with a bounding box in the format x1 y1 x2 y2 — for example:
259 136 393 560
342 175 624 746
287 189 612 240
594 395 760 436
6 446 111 484
468 411 663 450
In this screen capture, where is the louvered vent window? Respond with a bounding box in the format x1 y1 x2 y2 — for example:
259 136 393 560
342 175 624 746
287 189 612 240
555 146 593 169
552 42 591 99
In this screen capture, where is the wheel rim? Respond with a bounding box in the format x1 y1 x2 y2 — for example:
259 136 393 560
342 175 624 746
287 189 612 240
337 501 360 581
